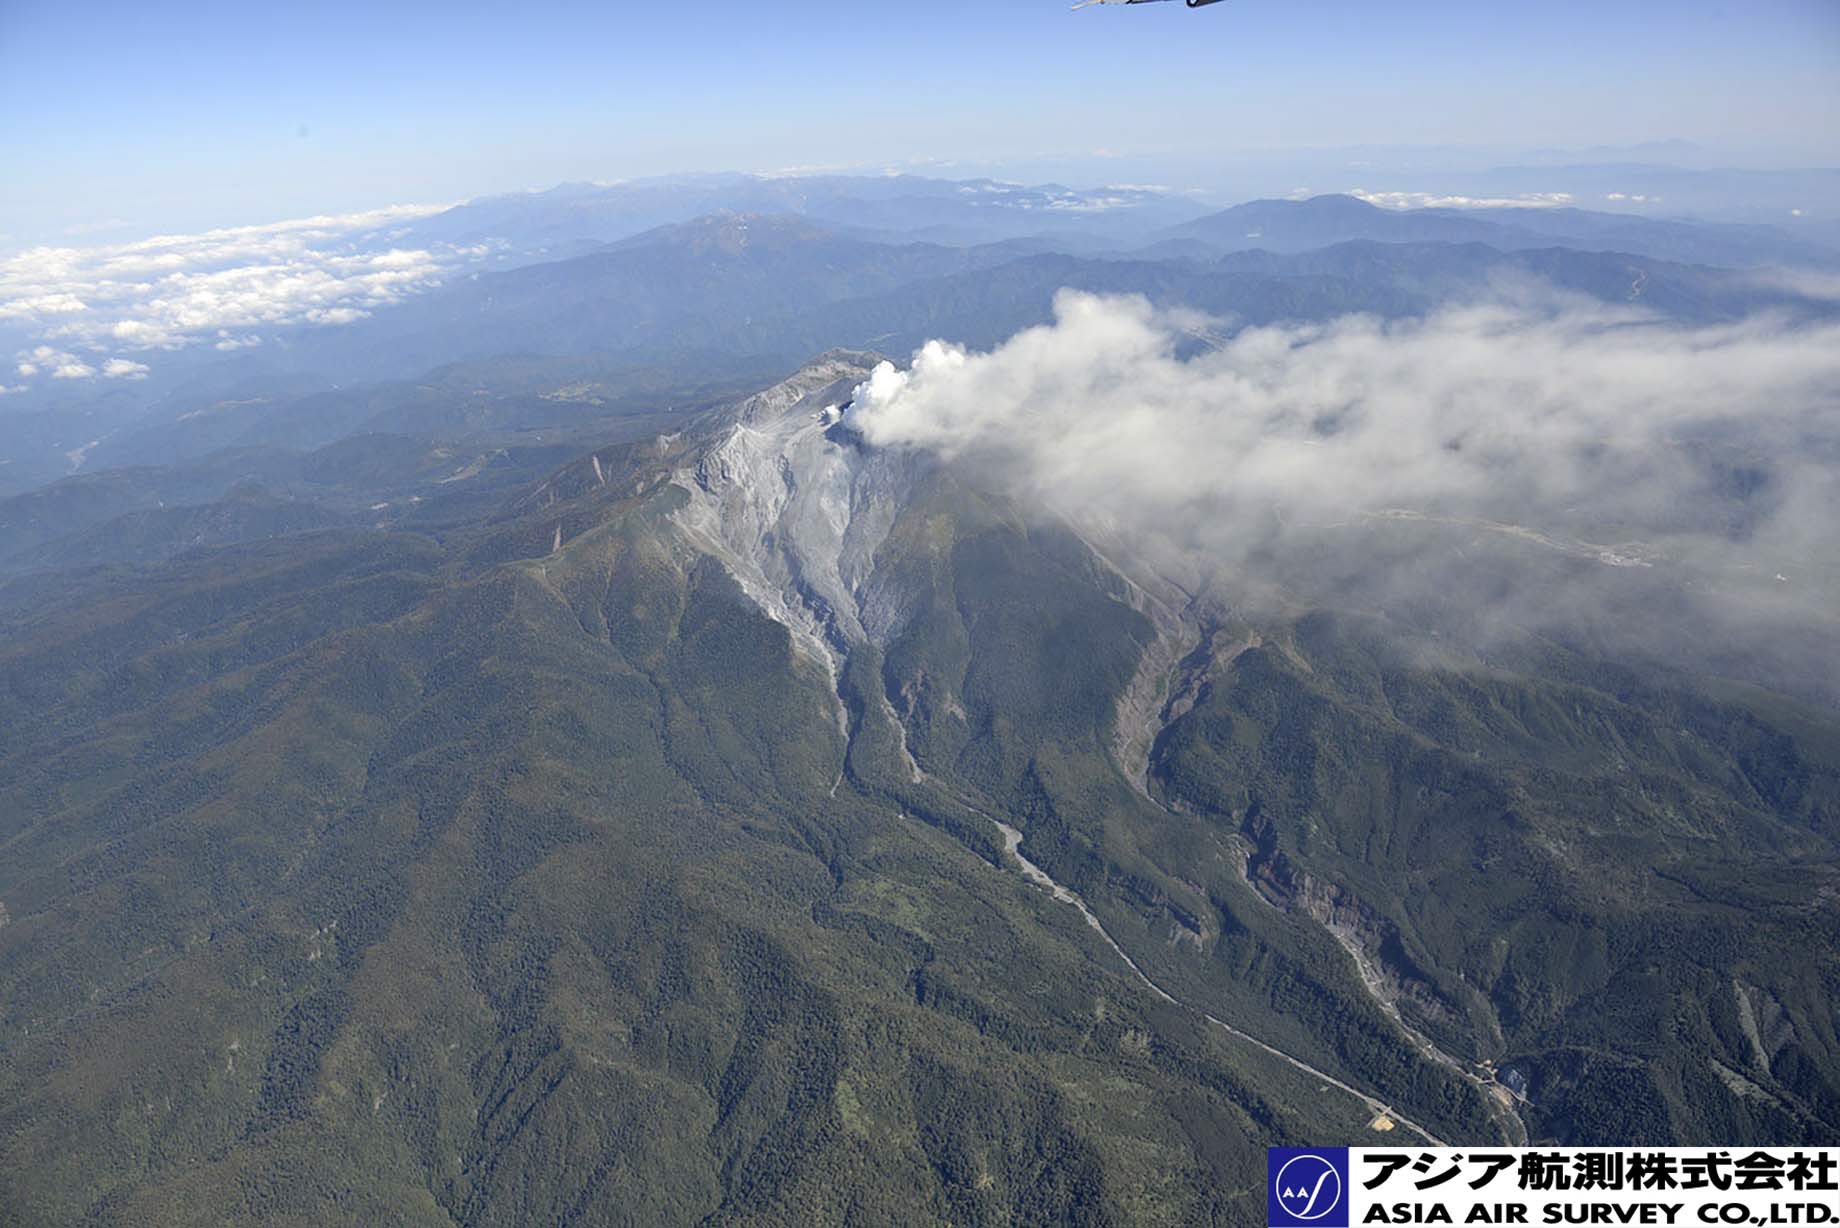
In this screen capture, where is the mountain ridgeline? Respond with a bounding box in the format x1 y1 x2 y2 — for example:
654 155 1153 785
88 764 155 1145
1 348 1836 1226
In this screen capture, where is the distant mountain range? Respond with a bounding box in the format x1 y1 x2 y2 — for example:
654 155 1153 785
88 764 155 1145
372 173 1840 274
1161 193 1838 268
4 191 1833 507
396 172 1213 261
211 210 1840 379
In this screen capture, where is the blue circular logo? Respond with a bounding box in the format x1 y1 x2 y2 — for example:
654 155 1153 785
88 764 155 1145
1274 1153 1344 1222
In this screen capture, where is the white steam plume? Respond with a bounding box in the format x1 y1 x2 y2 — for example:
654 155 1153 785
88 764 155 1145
848 290 1840 691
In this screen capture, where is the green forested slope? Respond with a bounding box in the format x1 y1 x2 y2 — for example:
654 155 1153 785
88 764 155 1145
0 441 1381 1226
1140 612 1840 1145
1 371 1836 1227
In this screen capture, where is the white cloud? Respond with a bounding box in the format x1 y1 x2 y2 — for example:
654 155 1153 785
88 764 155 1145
11 344 144 382
848 291 1840 680
1351 189 1576 210
20 345 87 379
101 358 149 379
853 292 1838 523
0 292 88 318
0 202 465 365
1742 267 1840 303
305 306 370 325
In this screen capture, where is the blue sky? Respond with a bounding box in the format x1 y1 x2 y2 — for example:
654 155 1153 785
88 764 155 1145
2 0 1837 238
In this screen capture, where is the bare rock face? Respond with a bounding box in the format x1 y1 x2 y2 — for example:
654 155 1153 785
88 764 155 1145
669 353 931 737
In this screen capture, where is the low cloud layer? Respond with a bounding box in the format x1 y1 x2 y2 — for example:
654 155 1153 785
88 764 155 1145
850 291 1840 688
1344 189 1578 210
0 204 477 384
1340 188 1663 211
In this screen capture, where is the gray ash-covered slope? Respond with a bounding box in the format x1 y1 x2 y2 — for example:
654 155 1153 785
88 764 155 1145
673 352 919 675
0 354 1837 1227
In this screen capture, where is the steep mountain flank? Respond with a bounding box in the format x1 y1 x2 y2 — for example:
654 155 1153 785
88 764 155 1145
2 355 1836 1225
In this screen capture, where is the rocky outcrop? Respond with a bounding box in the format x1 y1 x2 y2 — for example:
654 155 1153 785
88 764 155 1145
669 352 928 747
